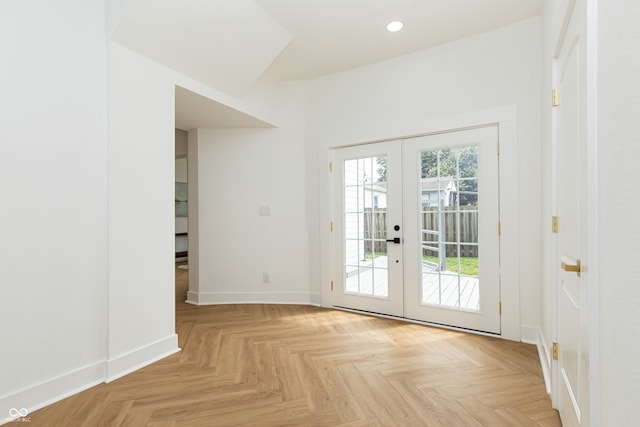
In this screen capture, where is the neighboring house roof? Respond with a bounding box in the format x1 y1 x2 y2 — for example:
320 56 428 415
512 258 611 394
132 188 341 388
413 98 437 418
421 176 456 192
362 182 388 193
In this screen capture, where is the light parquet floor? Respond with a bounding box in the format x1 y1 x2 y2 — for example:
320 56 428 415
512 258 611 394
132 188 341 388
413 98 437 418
30 266 561 426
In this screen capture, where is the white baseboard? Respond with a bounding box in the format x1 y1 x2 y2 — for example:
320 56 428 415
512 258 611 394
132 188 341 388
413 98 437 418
309 292 321 306
0 361 105 426
537 329 552 395
518 326 552 396
186 291 313 306
106 334 180 383
520 325 539 345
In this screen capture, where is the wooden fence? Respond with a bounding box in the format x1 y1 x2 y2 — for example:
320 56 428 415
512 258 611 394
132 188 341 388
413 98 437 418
363 207 478 257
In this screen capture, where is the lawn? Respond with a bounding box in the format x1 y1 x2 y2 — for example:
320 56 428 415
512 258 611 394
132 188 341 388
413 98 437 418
423 256 478 276
364 252 478 276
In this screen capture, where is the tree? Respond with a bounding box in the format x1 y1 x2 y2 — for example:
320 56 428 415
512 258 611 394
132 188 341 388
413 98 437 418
376 156 387 183
421 146 478 206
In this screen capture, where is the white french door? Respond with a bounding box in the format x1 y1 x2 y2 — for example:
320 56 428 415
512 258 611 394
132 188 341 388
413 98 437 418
403 127 501 334
332 127 501 334
331 141 404 317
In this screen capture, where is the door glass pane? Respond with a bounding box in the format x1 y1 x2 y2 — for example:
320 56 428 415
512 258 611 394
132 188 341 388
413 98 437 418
344 155 389 298
419 145 480 311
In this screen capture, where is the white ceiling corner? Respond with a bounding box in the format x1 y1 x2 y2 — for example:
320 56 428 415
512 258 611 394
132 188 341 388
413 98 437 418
174 86 275 130
111 0 292 96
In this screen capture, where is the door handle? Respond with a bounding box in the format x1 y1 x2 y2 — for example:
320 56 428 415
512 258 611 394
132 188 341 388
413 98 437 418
386 237 401 244
561 259 581 277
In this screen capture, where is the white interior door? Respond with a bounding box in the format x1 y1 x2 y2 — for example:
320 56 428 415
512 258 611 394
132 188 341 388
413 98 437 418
332 140 404 317
555 0 589 425
403 127 501 334
332 127 501 335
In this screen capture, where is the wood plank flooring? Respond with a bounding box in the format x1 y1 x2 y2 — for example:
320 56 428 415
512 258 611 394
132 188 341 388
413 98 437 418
30 266 561 426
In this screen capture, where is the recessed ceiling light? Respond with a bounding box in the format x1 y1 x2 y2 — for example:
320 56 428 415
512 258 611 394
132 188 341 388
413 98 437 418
386 21 404 32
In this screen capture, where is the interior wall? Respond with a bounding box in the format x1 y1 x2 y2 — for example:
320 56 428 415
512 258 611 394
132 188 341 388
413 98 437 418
0 0 108 418
175 158 188 183
175 129 188 159
188 83 313 304
597 0 640 423
107 42 178 379
305 17 542 336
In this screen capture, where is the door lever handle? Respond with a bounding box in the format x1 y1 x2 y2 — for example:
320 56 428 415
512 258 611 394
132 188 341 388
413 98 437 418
561 259 581 277
386 237 401 244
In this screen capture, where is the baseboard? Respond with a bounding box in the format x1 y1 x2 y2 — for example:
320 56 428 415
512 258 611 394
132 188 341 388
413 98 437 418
309 292 321 306
186 291 313 306
520 325 539 345
106 334 180 383
0 361 105 425
537 329 552 395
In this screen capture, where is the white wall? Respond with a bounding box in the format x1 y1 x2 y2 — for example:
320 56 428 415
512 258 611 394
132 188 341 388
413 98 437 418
175 158 188 183
0 0 108 418
187 83 313 305
542 0 640 423
306 18 542 338
597 0 640 423
107 42 179 379
539 0 561 392
175 129 188 159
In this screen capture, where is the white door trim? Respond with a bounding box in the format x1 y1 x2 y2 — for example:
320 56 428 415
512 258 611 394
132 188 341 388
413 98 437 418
319 106 521 340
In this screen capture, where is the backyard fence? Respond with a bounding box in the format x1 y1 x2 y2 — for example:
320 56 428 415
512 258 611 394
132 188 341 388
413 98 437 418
363 206 479 257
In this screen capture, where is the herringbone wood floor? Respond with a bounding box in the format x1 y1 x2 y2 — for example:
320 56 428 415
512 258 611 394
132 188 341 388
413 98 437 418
30 265 561 426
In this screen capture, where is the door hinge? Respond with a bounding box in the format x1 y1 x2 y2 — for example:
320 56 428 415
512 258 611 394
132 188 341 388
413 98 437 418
329 161 333 172
330 221 333 232
499 302 503 315
552 89 560 107
498 222 501 235
552 342 559 360
552 216 559 233
331 280 334 291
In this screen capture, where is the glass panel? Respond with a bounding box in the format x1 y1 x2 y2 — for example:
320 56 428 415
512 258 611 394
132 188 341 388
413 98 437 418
345 239 360 266
344 213 360 239
459 178 478 207
459 210 478 244
458 146 478 179
372 267 389 297
344 186 359 212
343 155 389 299
344 159 359 186
421 151 438 179
358 267 373 295
419 144 480 312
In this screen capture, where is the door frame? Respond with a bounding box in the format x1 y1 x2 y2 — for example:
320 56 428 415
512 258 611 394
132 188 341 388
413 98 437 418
549 0 599 423
319 106 522 340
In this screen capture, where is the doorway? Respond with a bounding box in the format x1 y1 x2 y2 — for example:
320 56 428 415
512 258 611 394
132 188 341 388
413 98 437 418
175 129 189 302
331 126 501 334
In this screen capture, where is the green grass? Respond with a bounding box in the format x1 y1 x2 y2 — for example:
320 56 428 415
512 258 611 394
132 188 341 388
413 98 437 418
364 252 478 276
423 256 478 276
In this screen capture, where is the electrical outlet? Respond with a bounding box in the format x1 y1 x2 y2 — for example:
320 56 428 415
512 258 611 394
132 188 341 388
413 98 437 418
262 273 271 284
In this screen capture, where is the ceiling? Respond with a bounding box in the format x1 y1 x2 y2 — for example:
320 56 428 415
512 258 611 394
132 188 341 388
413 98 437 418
256 0 543 81
112 0 543 129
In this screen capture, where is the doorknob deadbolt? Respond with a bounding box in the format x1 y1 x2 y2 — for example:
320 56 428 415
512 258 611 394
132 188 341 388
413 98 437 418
394 225 400 231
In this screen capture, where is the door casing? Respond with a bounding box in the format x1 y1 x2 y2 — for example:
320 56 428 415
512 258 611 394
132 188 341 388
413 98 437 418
320 108 521 340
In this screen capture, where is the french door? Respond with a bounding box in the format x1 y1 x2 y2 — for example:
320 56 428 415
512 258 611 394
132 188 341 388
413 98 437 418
332 127 501 334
